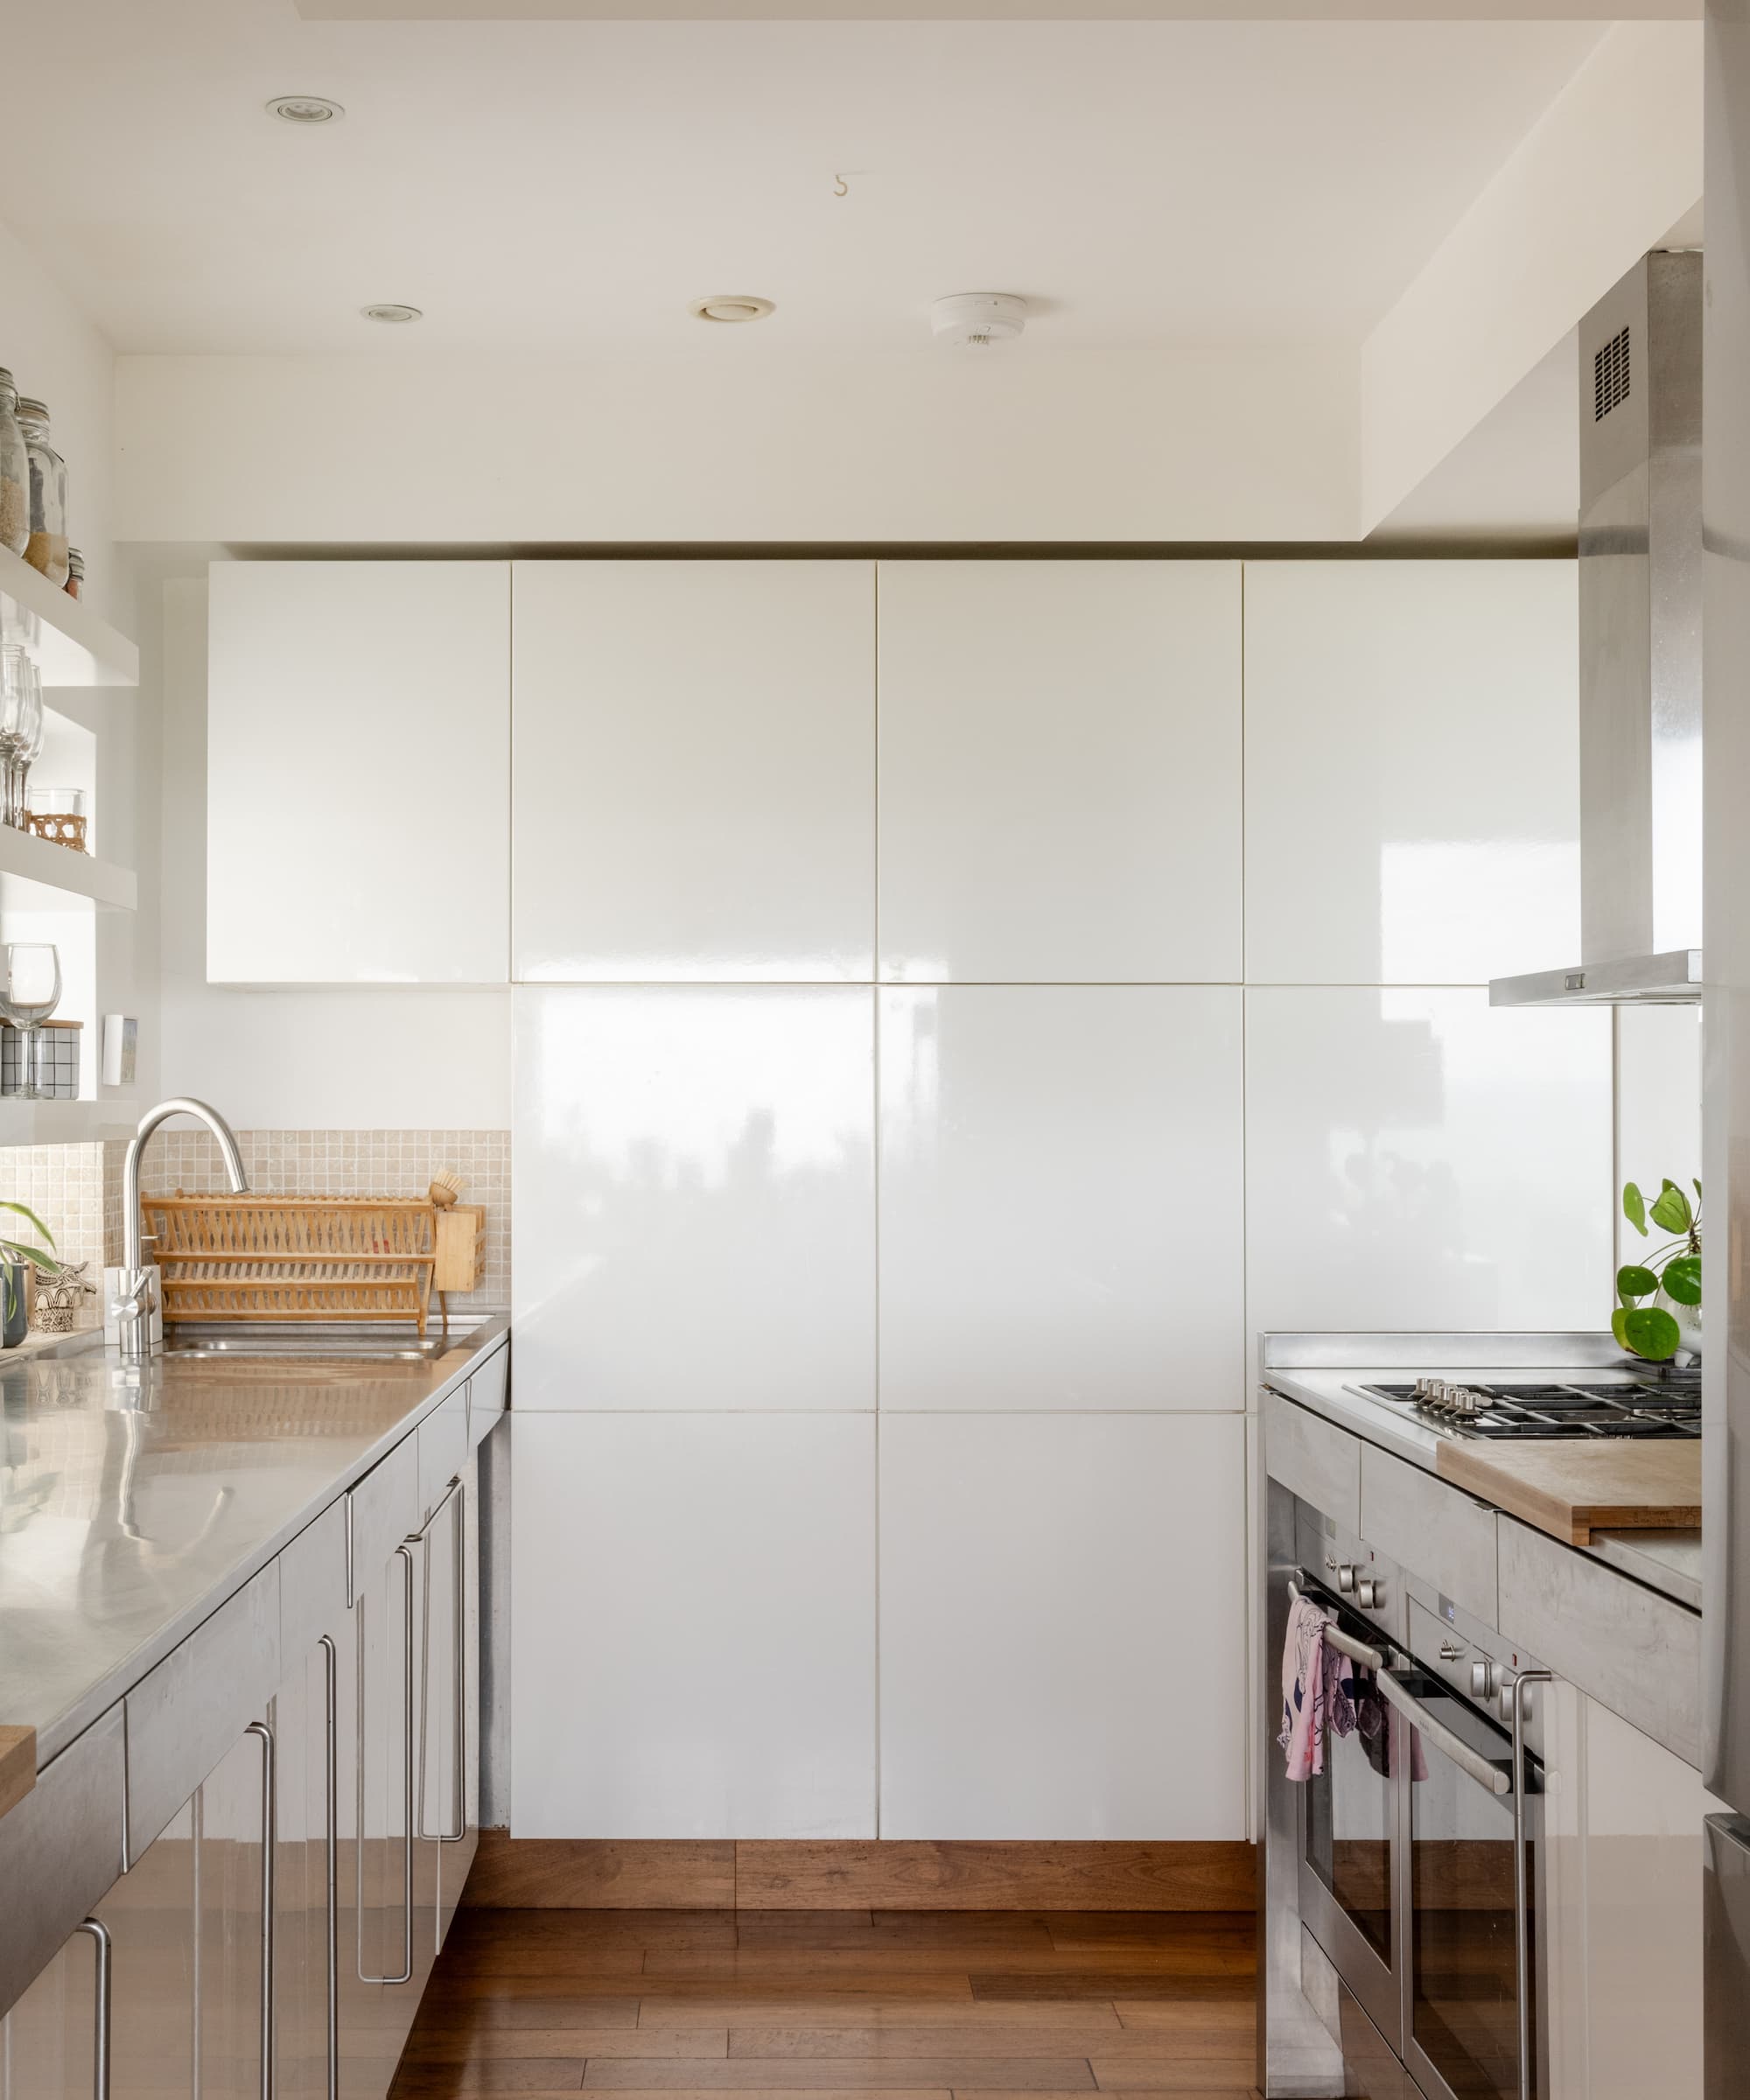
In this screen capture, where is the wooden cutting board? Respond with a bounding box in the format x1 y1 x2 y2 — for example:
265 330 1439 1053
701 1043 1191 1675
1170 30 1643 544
0 1726 35 1823
1437 1438 1701 1545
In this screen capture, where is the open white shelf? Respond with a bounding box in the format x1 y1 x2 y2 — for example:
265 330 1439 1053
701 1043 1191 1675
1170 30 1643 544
0 822 136 911
0 1097 137 1145
0 546 139 687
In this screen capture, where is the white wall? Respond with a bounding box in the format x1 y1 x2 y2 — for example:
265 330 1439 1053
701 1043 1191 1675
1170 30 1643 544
113 346 1357 545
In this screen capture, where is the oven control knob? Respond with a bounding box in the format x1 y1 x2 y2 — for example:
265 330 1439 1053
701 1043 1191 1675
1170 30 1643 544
1356 1576 1382 1609
1472 1659 1500 1701
1336 1564 1356 1594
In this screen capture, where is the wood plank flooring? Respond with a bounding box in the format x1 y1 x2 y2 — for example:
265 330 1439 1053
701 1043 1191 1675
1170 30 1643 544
392 1908 1260 2100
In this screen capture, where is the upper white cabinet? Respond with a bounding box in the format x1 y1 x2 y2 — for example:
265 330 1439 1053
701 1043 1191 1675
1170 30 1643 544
877 561 1242 984
207 562 509 984
1244 560 1579 984
511 560 874 983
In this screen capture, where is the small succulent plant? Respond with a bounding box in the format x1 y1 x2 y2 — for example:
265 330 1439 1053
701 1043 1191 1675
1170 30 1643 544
1614 1176 1702 1362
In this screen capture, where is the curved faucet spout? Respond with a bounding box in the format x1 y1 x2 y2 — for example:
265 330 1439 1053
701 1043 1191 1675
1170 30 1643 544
122 1098 249 1272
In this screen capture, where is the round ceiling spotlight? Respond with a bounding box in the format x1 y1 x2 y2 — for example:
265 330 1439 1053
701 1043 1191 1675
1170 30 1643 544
360 303 423 325
690 296 775 325
267 94 345 124
930 292 1028 348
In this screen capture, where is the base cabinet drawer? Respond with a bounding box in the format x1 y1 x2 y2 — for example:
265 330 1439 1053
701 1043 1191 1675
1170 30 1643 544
1359 1443 1497 1628
0 1704 126 2020
1264 1390 1361 1532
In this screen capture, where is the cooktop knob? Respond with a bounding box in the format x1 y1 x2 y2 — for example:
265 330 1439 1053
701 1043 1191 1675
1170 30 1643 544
1472 1658 1499 1701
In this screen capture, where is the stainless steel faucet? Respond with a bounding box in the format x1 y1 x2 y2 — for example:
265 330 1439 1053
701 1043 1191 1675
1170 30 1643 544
105 1098 249 1362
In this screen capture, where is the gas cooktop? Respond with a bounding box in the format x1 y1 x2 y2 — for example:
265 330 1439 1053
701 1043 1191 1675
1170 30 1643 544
1354 1372 1701 1440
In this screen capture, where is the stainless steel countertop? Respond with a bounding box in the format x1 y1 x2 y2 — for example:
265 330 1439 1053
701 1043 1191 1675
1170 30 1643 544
0 1315 508 1769
1260 1332 1702 1615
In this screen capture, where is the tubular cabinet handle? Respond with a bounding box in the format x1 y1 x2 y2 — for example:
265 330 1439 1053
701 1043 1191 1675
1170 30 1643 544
417 1477 468 1844
244 1721 276 2100
317 1634 340 2100
73 1918 112 2100
1511 1670 1552 2100
356 1544 416 1986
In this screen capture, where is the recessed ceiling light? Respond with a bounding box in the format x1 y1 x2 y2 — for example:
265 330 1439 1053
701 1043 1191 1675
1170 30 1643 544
360 304 423 325
267 94 345 124
690 296 774 325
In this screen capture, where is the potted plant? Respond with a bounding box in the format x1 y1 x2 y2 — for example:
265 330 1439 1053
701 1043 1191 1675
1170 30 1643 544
0 1198 55 1347
1614 1175 1702 1362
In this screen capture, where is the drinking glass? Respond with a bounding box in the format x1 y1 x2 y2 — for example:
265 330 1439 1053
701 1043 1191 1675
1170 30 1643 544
0 943 62 1097
0 646 26 825
14 660 44 825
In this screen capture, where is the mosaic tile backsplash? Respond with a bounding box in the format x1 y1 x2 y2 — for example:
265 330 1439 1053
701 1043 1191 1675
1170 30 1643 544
0 1131 510 1312
148 1130 511 1312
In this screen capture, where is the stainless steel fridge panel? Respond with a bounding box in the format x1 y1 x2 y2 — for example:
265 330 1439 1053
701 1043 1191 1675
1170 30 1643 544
1704 1816 1750 2096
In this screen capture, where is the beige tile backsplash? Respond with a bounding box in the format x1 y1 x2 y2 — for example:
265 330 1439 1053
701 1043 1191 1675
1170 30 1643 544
0 1130 510 1311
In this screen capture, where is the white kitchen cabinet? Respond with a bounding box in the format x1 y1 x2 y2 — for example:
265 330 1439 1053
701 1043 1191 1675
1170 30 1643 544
878 1412 1247 1838
1245 986 1613 1334
876 560 1242 983
511 1412 877 1838
511 985 875 1412
206 560 510 984
1243 560 1580 984
878 984 1243 1410
511 559 874 983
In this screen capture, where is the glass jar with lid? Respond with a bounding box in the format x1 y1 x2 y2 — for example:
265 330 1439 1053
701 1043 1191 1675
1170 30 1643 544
0 372 28 560
15 400 67 587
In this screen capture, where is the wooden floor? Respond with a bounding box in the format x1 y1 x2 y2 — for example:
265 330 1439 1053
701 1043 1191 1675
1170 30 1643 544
391 1908 1260 2100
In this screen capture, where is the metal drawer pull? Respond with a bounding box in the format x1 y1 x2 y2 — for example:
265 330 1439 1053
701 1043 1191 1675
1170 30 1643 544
1511 1670 1551 2100
72 1919 112 2100
1378 1670 1510 1796
356 1543 416 1986
1286 1574 1385 1670
243 1720 276 2100
318 1634 340 2100
417 1476 467 1844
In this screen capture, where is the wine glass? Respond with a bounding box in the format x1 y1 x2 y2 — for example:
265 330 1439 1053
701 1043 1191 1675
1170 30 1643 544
0 943 61 1097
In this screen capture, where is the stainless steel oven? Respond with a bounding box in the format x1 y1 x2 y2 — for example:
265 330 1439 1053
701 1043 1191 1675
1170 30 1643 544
1279 1556 1551 2100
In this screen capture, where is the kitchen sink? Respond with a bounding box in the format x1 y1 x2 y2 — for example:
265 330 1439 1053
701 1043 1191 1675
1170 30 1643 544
161 1325 473 1363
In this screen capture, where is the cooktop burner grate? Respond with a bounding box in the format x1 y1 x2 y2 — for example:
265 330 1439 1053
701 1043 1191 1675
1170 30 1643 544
1356 1376 1701 1440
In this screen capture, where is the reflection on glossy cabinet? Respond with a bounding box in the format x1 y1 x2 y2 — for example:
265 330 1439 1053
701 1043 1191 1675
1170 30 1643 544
206 560 511 984
0 1920 105 2100
197 1724 274 2100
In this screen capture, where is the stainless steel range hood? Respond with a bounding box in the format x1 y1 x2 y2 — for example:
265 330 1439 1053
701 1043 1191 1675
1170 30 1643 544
1490 250 1702 1007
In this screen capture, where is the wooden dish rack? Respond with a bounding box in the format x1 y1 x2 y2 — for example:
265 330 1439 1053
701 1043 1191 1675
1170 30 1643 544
141 1194 485 1334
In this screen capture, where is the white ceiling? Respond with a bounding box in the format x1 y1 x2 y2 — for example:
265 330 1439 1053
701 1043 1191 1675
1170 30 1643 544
12 4 1606 361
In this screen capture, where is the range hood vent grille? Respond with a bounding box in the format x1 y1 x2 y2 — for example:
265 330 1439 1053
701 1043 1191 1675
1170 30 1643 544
1594 323 1631 420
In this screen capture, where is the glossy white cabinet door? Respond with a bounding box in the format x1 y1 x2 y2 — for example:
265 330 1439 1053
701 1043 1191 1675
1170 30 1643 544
877 561 1242 983
1578 1698 1712 2100
512 560 874 982
512 986 875 1410
878 985 1243 1410
207 561 510 984
511 1413 877 1838
1244 561 1580 984
1245 987 1612 1333
879 1412 1246 1838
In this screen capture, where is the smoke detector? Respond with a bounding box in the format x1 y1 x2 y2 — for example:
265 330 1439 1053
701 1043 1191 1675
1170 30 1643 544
930 293 1027 348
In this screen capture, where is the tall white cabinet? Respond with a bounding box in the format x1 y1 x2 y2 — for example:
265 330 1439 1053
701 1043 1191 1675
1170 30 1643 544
206 561 511 984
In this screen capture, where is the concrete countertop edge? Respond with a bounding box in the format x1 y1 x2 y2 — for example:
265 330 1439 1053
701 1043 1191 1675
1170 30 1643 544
29 1315 511 1776
1260 1369 1701 1618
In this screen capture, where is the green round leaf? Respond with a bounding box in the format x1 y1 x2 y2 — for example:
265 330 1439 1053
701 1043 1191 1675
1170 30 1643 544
1661 1256 1703 1306
1649 1185 1694 1235
1623 1182 1648 1235
1623 1306 1684 1361
1612 1307 1633 1350
1617 1264 1659 1299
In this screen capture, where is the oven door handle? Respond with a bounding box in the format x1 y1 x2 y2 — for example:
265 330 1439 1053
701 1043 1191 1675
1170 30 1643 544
1378 1668 1511 1795
1511 1670 1552 2100
1286 1574 1385 1670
